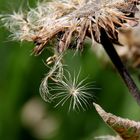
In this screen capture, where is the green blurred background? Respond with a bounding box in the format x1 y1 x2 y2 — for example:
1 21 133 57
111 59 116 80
0 0 140 140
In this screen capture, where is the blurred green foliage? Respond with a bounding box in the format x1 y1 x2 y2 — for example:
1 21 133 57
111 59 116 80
0 1 140 140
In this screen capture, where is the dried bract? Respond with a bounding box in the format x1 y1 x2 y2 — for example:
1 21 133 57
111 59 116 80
94 103 140 140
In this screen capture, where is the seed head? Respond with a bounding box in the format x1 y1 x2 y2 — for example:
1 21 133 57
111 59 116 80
1 0 139 55
39 52 95 111
1 0 140 110
50 70 96 111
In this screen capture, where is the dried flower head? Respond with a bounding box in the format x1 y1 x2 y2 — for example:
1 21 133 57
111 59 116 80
1 0 139 55
1 0 140 107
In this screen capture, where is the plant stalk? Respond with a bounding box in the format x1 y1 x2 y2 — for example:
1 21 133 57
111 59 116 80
100 28 140 105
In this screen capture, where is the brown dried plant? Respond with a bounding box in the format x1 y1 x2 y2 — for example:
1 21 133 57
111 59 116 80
1 0 140 107
1 0 139 55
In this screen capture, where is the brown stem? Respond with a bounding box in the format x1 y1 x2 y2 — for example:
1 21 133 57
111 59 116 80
100 28 140 105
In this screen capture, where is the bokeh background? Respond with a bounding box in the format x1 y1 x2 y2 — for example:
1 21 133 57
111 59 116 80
0 0 140 140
